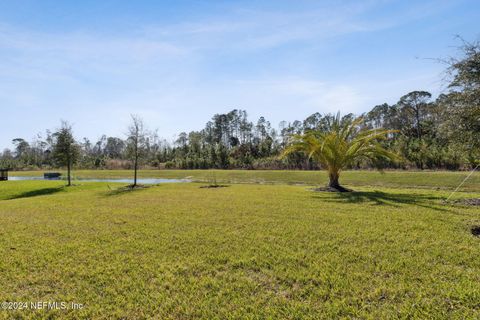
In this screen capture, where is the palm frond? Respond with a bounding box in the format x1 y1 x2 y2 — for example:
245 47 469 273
283 114 399 174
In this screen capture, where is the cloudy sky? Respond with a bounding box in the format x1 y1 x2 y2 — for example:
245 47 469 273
0 0 479 147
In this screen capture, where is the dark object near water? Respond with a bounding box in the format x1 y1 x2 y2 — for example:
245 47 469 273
0 168 8 181
472 226 480 237
44 172 62 179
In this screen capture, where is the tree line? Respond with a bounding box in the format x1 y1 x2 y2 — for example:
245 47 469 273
1 39 478 171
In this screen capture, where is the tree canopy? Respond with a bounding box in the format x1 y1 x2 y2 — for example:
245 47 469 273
52 121 80 186
1 39 478 171
283 113 398 191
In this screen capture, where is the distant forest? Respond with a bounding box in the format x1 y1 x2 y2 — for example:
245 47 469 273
1 40 479 171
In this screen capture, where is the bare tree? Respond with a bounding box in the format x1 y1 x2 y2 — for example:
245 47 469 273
126 115 147 187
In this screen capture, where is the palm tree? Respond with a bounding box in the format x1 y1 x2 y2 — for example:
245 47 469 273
283 113 398 192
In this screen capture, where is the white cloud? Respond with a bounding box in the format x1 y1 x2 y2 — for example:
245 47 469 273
0 0 457 147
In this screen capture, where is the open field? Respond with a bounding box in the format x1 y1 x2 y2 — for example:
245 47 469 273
1 171 480 318
11 169 480 191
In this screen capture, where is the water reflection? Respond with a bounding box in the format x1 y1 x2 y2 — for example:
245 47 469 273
9 176 189 184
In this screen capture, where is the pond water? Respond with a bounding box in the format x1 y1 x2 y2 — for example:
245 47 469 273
9 176 189 184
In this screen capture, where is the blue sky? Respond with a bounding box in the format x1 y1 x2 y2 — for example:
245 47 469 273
0 0 479 148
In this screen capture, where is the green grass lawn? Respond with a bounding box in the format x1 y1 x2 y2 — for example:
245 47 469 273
1 172 479 318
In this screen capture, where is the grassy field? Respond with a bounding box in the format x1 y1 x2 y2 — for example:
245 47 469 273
1 171 479 318
11 169 480 191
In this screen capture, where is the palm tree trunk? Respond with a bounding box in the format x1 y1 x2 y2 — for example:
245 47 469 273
328 170 350 192
328 171 340 189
